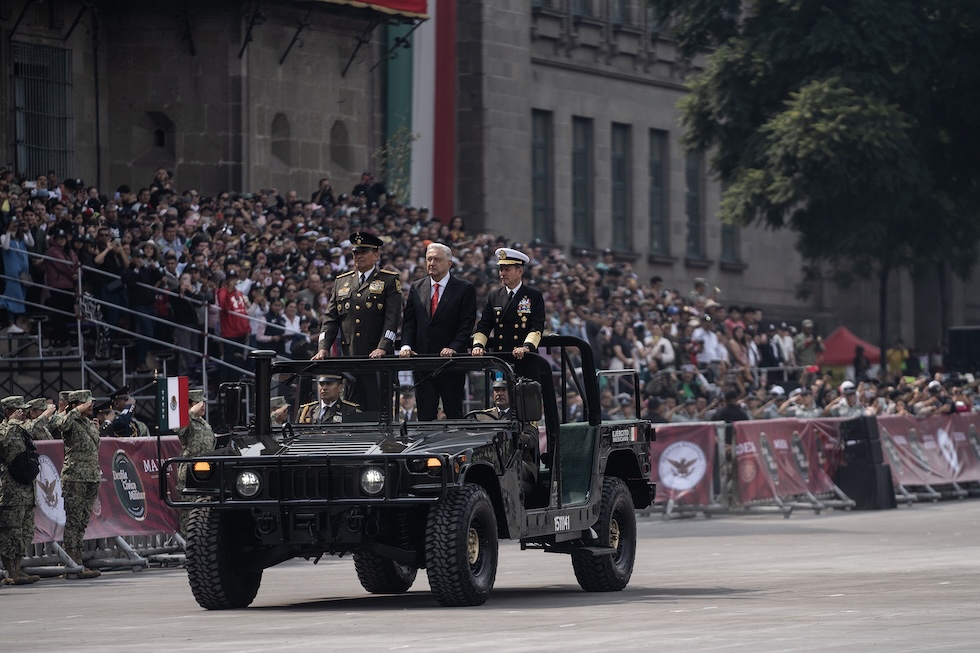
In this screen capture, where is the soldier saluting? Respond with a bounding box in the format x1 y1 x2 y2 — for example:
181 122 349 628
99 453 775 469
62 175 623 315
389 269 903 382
175 389 215 536
0 396 41 586
312 232 401 412
51 389 102 578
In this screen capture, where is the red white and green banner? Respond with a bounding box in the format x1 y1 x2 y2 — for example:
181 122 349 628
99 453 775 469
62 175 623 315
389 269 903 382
32 437 181 543
157 376 189 432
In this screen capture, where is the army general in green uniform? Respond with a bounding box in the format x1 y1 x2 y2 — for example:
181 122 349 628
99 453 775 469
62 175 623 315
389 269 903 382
313 232 401 411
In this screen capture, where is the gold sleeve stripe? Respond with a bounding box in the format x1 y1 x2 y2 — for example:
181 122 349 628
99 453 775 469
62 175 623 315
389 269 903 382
525 331 542 347
473 333 489 346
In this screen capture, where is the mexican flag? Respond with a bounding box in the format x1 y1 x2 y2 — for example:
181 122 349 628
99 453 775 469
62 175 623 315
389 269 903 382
157 376 189 432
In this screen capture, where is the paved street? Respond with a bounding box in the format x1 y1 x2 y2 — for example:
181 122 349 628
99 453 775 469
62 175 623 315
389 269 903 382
4 501 979 652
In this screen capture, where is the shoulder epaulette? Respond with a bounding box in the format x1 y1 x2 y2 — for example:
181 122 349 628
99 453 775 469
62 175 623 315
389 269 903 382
336 270 356 278
300 400 318 408
341 399 360 408
379 268 399 276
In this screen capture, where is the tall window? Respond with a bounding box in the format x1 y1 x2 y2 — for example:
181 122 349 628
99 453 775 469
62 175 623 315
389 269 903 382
721 222 741 263
611 123 631 250
12 42 73 178
532 110 555 243
572 117 594 248
611 0 631 25
649 129 669 255
685 150 704 258
573 0 593 18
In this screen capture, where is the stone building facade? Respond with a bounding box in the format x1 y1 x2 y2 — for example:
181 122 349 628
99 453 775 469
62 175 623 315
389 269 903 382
0 0 974 351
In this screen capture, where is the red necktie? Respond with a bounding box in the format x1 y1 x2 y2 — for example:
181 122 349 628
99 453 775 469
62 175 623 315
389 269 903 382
430 282 439 314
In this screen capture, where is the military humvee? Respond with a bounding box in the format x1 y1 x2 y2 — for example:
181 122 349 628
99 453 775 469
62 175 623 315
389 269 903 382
164 335 654 608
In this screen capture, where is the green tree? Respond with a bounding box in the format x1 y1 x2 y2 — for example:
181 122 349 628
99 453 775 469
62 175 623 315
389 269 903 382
651 0 980 349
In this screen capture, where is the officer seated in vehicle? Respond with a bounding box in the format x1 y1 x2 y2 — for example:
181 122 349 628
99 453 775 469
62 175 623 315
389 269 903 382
298 374 361 423
473 379 513 421
475 379 539 496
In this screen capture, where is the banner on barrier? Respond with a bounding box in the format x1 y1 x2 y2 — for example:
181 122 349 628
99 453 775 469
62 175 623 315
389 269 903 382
877 414 980 487
734 419 812 503
32 437 181 544
650 423 717 505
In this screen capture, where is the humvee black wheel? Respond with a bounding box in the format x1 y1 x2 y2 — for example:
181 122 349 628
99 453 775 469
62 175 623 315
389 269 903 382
425 484 498 606
354 551 418 594
572 476 636 592
185 499 262 609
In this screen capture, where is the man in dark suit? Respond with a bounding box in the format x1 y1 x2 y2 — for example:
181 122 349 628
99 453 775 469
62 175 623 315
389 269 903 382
400 243 476 420
471 248 545 358
313 232 401 411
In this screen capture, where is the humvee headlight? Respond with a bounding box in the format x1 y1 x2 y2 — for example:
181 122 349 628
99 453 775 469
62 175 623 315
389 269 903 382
360 467 385 496
235 470 262 498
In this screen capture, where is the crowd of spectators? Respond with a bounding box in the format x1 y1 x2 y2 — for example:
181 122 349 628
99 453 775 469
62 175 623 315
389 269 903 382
1 166 975 422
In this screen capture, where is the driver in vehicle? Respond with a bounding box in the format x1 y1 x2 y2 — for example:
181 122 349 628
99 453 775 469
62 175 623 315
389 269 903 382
299 374 361 423
476 380 512 420
475 379 538 494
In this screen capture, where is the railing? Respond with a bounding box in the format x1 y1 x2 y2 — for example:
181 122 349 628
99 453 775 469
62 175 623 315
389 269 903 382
0 249 271 414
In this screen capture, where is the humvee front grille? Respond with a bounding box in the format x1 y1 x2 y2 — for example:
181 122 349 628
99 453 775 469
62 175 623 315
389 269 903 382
284 439 377 455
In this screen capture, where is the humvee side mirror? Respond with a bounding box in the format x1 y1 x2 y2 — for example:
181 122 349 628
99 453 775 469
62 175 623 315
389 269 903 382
514 379 543 423
218 383 244 429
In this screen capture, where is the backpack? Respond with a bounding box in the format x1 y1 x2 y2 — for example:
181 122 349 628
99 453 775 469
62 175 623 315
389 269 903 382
6 433 41 485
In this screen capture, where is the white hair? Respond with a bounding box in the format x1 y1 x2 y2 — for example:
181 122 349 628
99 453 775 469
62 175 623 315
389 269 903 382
426 242 452 261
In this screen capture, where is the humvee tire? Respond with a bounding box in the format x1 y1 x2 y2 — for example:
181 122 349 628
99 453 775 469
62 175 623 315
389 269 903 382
354 551 418 594
425 484 498 606
571 476 636 592
185 499 262 609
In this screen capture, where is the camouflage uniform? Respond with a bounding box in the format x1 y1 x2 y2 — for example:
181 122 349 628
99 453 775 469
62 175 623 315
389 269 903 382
24 398 54 440
0 397 39 585
175 390 216 534
58 390 102 577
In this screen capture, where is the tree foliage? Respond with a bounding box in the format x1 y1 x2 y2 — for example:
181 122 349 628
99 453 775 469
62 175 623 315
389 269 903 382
651 0 980 337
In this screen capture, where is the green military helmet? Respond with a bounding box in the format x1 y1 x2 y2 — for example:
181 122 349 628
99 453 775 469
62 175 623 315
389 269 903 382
27 398 49 411
188 389 206 404
67 389 93 404
1 395 30 411
270 396 287 410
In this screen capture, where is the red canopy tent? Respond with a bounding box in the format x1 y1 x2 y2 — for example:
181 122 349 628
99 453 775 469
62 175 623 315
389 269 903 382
816 326 881 365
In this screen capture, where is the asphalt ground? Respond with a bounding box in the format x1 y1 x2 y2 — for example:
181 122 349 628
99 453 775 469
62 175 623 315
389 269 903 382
3 500 979 652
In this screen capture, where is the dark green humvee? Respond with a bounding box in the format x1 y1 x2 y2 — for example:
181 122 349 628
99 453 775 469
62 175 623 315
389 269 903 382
165 336 654 608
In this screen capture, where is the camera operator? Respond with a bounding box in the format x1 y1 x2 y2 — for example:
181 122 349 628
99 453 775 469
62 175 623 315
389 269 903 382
93 227 130 353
